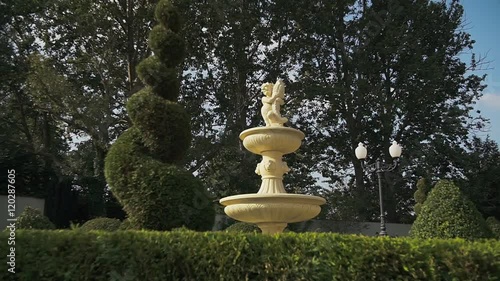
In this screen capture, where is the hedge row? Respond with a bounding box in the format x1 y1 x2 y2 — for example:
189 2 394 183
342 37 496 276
1 230 499 281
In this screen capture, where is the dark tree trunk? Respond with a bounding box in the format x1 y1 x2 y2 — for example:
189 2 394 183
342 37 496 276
90 142 107 217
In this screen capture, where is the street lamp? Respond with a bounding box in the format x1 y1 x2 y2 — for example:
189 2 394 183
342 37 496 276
355 141 402 237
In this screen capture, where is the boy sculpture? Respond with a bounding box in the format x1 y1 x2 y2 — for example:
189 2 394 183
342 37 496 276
261 78 288 126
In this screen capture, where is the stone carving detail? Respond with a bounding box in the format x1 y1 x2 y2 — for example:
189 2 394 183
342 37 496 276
282 162 290 174
261 79 288 127
255 163 261 175
255 159 289 177
264 160 275 172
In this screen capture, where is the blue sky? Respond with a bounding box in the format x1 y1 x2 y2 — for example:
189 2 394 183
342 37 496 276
461 0 500 144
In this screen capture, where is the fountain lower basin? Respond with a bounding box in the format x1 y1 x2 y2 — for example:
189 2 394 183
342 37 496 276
220 194 326 234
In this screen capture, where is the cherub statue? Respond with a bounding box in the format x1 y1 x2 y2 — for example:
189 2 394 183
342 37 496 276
261 79 288 126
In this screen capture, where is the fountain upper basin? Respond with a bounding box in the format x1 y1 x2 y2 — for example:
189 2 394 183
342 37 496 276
240 127 305 155
220 193 326 224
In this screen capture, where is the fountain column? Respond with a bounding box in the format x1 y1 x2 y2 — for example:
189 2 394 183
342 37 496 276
256 151 289 194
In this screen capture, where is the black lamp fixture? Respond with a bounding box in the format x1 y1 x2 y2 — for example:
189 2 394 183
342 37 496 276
355 141 402 236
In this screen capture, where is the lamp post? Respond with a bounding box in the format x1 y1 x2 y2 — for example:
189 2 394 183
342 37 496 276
355 141 402 237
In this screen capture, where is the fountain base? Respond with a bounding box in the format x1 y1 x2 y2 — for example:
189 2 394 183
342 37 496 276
257 222 287 235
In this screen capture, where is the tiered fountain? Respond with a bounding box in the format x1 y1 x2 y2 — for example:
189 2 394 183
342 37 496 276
220 79 326 234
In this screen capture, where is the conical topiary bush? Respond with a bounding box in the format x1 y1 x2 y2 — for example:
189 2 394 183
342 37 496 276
410 180 492 240
104 0 215 231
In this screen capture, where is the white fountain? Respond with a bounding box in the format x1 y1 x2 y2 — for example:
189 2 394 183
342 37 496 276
219 79 326 234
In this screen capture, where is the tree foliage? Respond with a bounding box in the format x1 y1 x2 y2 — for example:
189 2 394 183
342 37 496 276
105 0 215 231
23 0 158 216
0 0 81 228
458 137 500 220
2 0 497 227
286 0 486 222
1 0 160 223
176 0 297 202
177 0 488 223
410 180 492 240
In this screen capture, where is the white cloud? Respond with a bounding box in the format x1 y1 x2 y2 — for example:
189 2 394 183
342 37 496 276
478 93 500 109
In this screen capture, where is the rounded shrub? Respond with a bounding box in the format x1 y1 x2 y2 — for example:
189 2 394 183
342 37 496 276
105 0 215 232
17 207 55 230
80 217 121 232
410 180 492 240
225 222 261 233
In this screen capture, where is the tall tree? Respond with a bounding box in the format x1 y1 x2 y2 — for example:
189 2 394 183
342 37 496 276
4 0 490 225
177 0 323 202
0 0 79 226
24 0 157 216
178 0 488 223
283 0 486 222
458 137 500 220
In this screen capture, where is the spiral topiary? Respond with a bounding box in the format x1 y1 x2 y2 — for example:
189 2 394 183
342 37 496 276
104 0 215 231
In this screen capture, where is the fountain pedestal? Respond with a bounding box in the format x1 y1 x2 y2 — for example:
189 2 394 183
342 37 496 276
219 79 326 234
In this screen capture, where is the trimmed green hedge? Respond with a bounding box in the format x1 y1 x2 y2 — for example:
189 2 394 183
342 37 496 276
1 230 498 280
